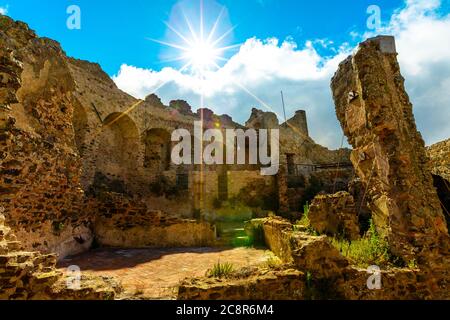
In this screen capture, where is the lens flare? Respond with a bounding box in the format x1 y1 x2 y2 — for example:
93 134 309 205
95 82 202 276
151 1 239 76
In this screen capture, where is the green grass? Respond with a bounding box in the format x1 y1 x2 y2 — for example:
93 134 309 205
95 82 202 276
206 261 235 278
265 255 283 269
243 219 266 247
330 219 392 268
294 202 319 236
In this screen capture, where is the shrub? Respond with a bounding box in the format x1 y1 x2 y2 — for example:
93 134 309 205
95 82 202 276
206 261 234 278
330 219 393 268
244 219 265 247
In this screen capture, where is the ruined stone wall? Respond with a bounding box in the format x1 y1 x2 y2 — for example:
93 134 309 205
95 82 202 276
0 212 119 300
178 268 306 300
335 266 449 300
308 192 360 240
427 138 450 181
262 217 349 278
331 36 449 264
227 171 275 201
427 138 450 232
89 192 216 248
253 217 449 300
0 16 92 258
282 110 309 137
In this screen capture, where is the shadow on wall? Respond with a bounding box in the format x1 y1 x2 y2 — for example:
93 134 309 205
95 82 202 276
432 174 450 235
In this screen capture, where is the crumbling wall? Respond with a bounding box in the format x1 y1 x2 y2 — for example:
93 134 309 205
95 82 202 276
427 139 450 233
178 268 305 300
427 138 450 181
89 192 216 248
253 217 449 300
308 192 360 240
0 16 92 258
331 36 449 264
0 213 120 300
262 217 349 278
282 110 309 137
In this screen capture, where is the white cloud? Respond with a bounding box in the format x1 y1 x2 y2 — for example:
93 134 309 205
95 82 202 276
379 0 450 146
0 5 8 15
113 0 450 148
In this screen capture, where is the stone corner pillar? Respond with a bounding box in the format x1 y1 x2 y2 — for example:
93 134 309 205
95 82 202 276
330 35 449 264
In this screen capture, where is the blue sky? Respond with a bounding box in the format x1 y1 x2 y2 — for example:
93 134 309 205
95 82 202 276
2 0 450 148
3 0 405 74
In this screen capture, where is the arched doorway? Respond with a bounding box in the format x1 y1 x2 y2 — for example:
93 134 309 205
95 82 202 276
95 112 140 187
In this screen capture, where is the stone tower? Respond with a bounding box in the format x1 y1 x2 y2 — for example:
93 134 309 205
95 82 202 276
284 110 309 137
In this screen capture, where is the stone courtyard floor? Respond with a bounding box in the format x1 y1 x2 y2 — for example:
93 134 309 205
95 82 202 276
57 247 273 299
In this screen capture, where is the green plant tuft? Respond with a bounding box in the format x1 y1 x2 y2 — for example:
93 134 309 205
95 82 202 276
206 261 235 278
294 202 319 236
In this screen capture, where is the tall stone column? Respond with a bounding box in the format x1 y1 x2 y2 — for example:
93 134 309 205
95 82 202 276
331 36 448 264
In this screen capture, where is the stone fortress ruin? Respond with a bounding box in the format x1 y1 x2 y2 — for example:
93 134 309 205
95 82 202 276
0 16 449 299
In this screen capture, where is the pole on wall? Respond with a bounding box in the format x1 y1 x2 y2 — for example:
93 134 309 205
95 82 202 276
281 90 287 124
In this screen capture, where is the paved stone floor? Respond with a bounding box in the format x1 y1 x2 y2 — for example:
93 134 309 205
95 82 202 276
58 247 272 299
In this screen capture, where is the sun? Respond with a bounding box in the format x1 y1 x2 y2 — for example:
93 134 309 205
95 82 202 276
185 40 219 72
151 2 238 76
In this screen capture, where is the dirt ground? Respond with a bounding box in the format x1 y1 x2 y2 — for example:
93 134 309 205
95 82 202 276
58 247 273 299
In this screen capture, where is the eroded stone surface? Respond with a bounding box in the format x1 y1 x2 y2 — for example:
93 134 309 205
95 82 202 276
308 191 360 240
0 213 120 300
178 268 305 300
262 217 349 278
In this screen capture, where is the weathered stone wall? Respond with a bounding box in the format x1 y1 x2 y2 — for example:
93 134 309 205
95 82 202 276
335 266 449 300
89 192 216 248
427 139 450 235
262 217 349 278
0 16 92 258
178 268 305 300
282 110 309 137
255 217 449 300
331 36 449 264
308 192 360 240
427 138 450 181
0 213 120 300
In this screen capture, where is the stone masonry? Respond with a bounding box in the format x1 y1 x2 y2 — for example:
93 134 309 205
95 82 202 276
331 36 449 265
308 192 360 240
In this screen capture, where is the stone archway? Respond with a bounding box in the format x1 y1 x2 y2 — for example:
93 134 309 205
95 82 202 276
95 112 140 188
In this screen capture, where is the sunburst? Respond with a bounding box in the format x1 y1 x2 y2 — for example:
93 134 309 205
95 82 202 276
151 1 239 77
